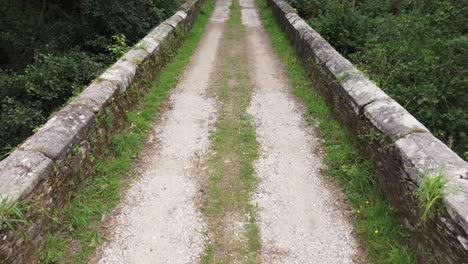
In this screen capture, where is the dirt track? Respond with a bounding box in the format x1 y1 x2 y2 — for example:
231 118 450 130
242 0 357 262
96 0 358 263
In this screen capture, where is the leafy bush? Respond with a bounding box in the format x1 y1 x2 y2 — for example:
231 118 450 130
19 51 105 110
309 1 368 55
288 0 467 158
0 0 181 157
80 0 179 43
107 34 131 59
0 97 43 156
0 50 104 153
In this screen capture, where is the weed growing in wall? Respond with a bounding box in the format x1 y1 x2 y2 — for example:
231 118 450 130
415 171 446 222
0 197 27 231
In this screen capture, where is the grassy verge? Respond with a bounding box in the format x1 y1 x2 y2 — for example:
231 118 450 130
39 1 215 263
255 0 416 263
200 1 260 263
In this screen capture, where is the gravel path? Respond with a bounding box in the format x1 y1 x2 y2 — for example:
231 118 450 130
96 2 230 263
242 0 359 263
95 0 359 263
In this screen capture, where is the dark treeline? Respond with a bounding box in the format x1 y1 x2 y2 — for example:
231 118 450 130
0 0 180 157
288 0 467 158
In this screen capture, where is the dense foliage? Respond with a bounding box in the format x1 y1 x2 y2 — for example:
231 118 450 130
0 0 180 156
288 0 467 158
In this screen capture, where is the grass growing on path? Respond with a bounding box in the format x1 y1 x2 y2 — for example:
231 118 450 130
200 1 260 263
255 0 416 263
39 1 215 263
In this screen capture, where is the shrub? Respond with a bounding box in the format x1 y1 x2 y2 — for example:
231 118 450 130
107 34 131 59
310 1 368 56
288 0 467 158
0 51 105 154
0 97 44 155
79 0 180 43
0 0 181 158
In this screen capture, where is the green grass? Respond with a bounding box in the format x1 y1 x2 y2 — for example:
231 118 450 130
255 0 416 263
0 197 27 231
39 1 215 263
415 171 446 222
200 1 260 263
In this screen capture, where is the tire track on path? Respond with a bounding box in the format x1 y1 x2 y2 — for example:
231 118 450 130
242 0 360 263
95 1 230 263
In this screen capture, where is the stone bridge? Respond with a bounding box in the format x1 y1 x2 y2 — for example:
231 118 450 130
0 0 466 263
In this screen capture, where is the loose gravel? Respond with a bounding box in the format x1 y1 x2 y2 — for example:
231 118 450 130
243 0 359 263
95 2 231 263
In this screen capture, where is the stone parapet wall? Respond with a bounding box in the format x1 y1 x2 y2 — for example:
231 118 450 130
0 1 204 262
267 0 468 262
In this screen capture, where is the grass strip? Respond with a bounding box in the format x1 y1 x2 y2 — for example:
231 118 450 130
39 1 215 263
200 1 260 263
255 0 417 263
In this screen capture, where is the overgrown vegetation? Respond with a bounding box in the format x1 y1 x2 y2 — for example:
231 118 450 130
415 171 446 222
0 0 183 157
256 0 416 262
106 34 131 58
201 1 260 263
288 0 467 158
38 1 215 262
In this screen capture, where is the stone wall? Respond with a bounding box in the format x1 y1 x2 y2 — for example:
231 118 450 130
266 0 468 262
0 1 204 262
